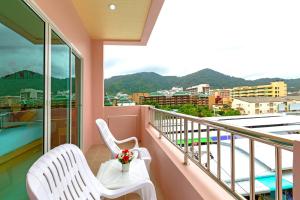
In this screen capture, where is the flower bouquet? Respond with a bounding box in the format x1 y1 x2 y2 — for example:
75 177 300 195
115 149 134 172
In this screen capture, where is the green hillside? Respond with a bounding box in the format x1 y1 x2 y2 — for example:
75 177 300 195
104 72 177 94
1 69 298 96
105 68 300 95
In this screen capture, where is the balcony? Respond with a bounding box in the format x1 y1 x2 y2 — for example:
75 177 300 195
83 105 299 200
1 0 300 200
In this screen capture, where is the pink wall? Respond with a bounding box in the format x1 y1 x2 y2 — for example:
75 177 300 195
103 106 142 142
33 0 104 152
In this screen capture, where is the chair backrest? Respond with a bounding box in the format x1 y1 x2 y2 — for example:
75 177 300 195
26 144 103 200
95 119 121 155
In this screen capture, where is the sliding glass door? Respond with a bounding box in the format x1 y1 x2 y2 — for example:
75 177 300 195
50 31 71 149
0 1 83 199
0 0 45 199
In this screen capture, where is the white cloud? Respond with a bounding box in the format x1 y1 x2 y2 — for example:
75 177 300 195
104 0 300 80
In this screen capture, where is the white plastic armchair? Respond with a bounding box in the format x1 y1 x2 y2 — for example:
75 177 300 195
96 118 151 172
26 144 157 200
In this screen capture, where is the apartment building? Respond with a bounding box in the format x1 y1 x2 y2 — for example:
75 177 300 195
141 91 216 108
210 89 232 105
186 84 210 95
231 81 287 98
232 96 300 115
130 92 150 104
141 91 191 105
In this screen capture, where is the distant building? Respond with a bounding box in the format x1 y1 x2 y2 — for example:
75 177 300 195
196 93 215 108
170 87 183 93
287 96 300 112
117 96 135 106
0 96 21 110
130 92 149 104
20 89 43 108
20 88 43 100
141 91 192 106
211 89 231 98
186 84 210 95
232 96 300 115
231 81 287 98
141 91 215 107
56 90 70 97
152 87 184 97
210 89 232 105
114 93 135 106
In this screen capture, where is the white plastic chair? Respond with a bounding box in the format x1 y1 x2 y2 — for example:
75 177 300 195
96 118 151 172
26 144 156 200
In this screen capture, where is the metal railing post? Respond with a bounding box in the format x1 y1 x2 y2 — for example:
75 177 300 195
175 116 178 145
172 116 175 142
230 133 235 192
217 129 221 180
249 139 255 200
184 119 189 165
206 125 210 171
198 124 202 164
275 147 282 200
180 118 183 148
159 112 162 139
191 122 194 158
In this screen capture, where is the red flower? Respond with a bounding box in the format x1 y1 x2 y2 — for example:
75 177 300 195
122 149 129 154
117 149 133 164
123 155 129 161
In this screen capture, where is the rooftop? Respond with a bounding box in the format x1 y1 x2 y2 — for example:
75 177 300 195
235 96 300 103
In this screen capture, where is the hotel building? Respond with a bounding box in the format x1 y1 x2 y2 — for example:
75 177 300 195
231 81 287 98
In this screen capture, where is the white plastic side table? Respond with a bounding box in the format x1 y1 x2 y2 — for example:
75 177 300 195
97 159 157 200
97 158 150 189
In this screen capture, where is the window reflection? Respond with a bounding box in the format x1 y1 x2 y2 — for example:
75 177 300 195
0 1 45 199
50 31 71 148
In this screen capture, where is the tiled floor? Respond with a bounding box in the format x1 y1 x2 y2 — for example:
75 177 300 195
86 142 165 200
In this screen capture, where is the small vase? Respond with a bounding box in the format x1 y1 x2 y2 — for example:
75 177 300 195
122 163 130 172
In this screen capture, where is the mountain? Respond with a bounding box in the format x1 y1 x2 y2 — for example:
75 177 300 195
104 72 177 94
104 68 300 94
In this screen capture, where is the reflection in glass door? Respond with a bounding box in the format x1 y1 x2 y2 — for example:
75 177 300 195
0 1 45 199
71 53 82 147
50 31 71 149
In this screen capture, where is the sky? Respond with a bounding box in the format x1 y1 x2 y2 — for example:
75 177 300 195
104 0 300 80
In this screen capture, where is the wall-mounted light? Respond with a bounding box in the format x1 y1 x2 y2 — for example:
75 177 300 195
108 4 117 11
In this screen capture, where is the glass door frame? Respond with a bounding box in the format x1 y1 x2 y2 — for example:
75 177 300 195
71 51 84 148
23 0 84 153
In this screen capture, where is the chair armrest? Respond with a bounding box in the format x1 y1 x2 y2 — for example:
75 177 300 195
131 148 141 159
115 137 139 148
101 180 155 199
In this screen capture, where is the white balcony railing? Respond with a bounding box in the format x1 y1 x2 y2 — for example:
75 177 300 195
149 107 294 200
